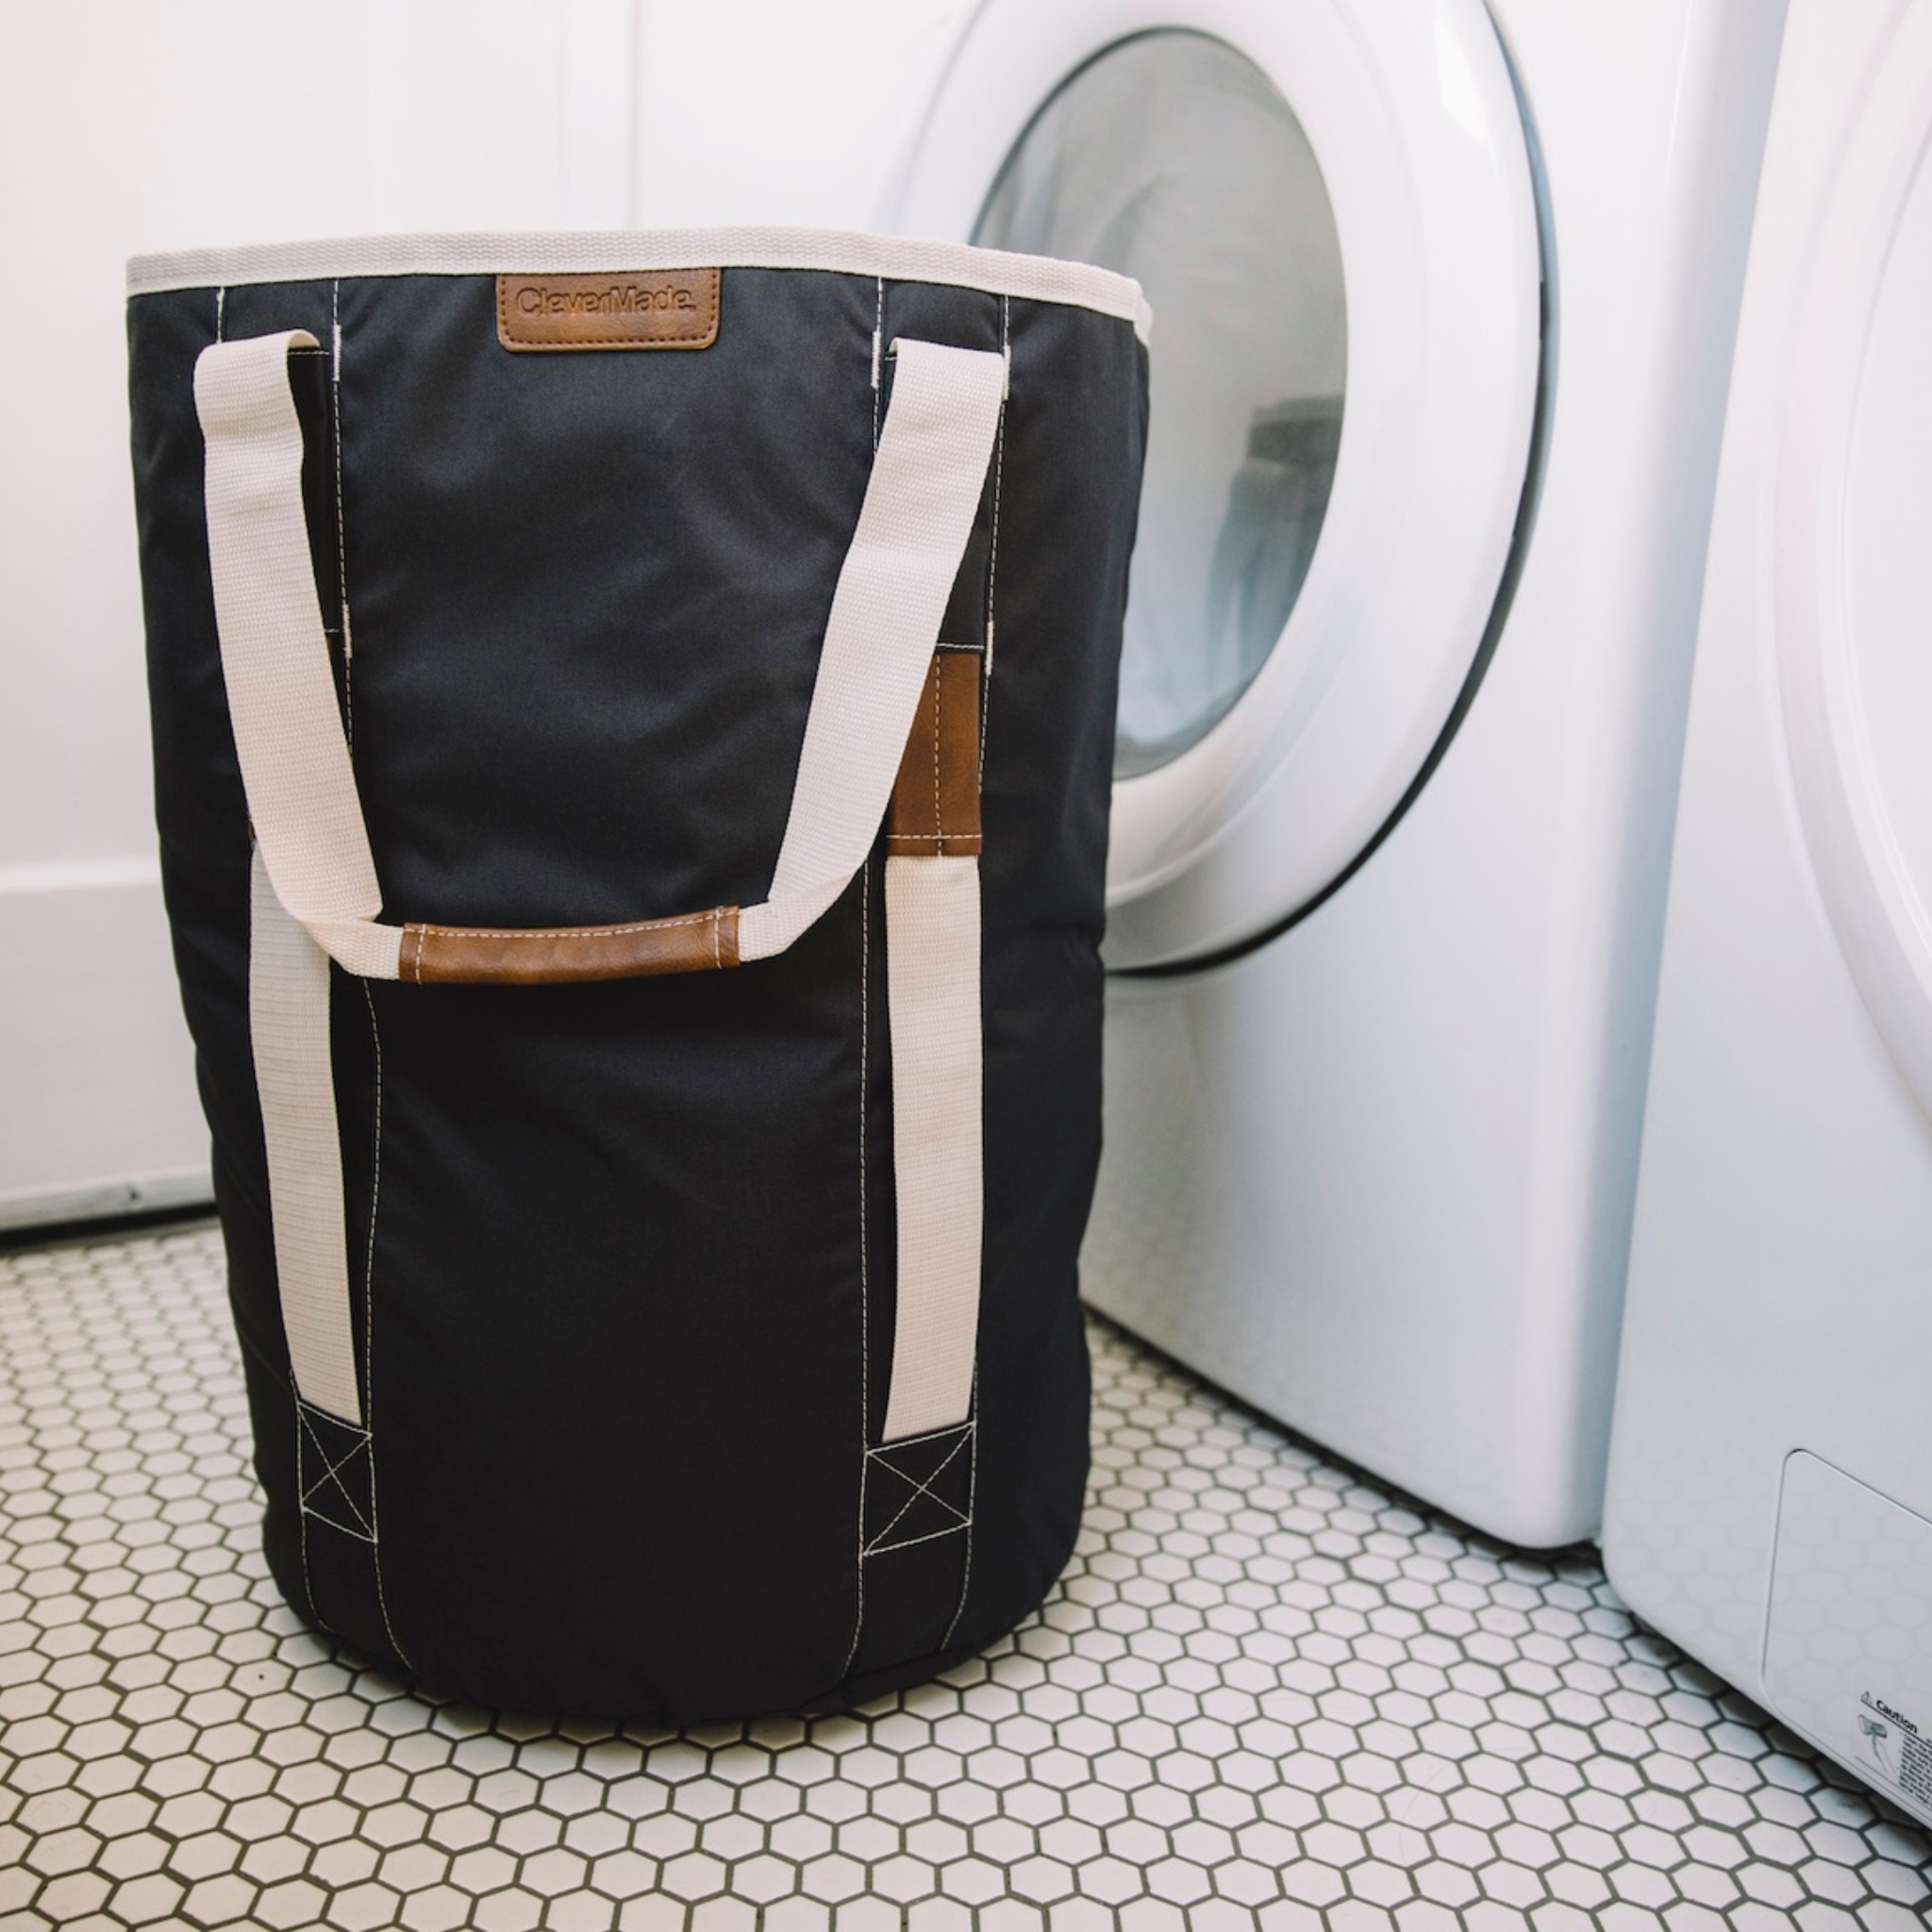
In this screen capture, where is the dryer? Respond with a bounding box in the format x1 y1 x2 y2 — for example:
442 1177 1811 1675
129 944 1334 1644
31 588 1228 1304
1603 0 1932 1825
892 0 1788 1544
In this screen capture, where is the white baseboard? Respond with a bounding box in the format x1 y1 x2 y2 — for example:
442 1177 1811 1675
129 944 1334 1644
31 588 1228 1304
0 1165 212 1235
0 866 213 1233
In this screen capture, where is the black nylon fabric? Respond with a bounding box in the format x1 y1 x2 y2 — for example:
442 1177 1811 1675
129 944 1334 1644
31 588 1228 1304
128 258 1146 1722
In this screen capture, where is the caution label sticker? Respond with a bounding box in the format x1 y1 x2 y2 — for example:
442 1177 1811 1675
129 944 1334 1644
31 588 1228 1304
1855 1691 1932 1816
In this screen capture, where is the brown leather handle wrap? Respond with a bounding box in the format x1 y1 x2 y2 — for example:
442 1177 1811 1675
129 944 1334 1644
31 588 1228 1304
886 650 984 856
400 906 741 986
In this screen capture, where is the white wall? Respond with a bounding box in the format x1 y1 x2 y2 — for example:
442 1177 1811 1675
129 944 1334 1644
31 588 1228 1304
630 1 971 228
0 0 964 1227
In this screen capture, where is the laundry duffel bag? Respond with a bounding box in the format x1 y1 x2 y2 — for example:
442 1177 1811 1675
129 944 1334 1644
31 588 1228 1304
126 230 1148 1721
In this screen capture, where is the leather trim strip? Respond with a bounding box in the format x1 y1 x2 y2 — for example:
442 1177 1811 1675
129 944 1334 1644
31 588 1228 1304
887 652 983 857
402 907 741 985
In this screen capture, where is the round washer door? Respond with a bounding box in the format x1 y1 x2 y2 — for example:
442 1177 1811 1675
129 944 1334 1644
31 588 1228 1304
1778 4 1932 1119
892 0 1541 968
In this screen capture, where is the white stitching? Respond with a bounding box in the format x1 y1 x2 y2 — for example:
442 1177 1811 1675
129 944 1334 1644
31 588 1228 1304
842 288 887 1686
332 281 355 753
412 910 724 941
295 1404 375 1538
867 1437 973 1552
302 1462 370 1514
360 982 411 1671
332 317 412 1674
214 287 225 341
941 1366 981 1647
930 664 943 841
838 874 873 1681
981 294 1006 768
298 1407 370 1476
867 1418 972 1457
300 1510 377 1546
944 298 1003 1644
301 1455 375 1538
868 1428 973 1490
293 1407 324 1627
865 1521 972 1560
872 277 884 441
863 1432 971 1554
857 865 873 1636
841 287 890 1682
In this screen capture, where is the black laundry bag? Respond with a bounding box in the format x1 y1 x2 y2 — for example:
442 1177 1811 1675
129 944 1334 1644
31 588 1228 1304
126 231 1148 1722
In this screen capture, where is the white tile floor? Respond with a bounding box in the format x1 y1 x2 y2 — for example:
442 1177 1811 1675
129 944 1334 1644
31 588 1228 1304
1 1222 1927 1931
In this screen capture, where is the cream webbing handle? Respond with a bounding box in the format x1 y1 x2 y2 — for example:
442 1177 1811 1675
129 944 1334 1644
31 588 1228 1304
197 333 395 978
200 326 1004 1424
194 328 1007 982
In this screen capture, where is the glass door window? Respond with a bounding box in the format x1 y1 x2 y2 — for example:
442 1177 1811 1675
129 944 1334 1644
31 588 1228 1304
974 32 1346 776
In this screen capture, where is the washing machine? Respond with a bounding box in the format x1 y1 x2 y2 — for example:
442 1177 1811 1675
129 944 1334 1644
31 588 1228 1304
1602 0 1932 1825
891 0 1789 1546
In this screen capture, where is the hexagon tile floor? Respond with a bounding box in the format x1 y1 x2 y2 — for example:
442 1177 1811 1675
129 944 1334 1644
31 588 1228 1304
2 1224 1928 1931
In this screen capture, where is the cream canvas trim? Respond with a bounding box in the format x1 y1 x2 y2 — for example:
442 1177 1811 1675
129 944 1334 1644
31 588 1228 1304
250 846 363 1424
880 855 984 1443
129 225 1151 341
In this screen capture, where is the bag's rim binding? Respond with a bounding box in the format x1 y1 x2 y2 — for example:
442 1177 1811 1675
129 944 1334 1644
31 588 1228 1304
125 225 1152 342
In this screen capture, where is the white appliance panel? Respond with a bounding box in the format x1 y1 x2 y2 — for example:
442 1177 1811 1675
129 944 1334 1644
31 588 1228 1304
1606 0 1932 1817
1066 0 1786 1544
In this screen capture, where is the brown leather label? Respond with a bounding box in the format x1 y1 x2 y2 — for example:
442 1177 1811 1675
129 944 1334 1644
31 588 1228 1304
496 269 721 351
